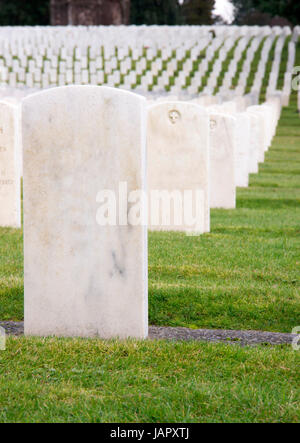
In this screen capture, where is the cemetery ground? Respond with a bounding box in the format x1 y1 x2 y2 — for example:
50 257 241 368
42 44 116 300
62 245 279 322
0 96 299 422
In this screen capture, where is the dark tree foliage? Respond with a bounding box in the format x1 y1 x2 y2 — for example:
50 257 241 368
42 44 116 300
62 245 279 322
130 0 215 25
0 0 50 26
130 0 181 25
232 0 300 26
238 10 292 27
181 0 216 25
0 0 216 27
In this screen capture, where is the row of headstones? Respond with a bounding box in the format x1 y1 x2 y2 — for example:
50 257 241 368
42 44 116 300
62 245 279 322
202 34 277 96
0 83 282 180
218 35 256 94
0 27 294 99
0 39 220 92
0 25 291 51
197 35 294 101
0 38 289 101
202 37 242 93
293 26 300 43
0 26 289 69
281 41 297 107
0 40 213 69
0 86 281 338
0 87 282 228
0 34 220 91
266 36 288 98
149 93 280 215
0 38 212 60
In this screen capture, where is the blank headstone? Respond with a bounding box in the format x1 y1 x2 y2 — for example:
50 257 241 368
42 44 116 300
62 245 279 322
209 113 236 209
23 86 148 339
148 102 210 234
0 101 21 228
247 106 267 163
234 112 250 188
1 98 23 177
247 112 260 174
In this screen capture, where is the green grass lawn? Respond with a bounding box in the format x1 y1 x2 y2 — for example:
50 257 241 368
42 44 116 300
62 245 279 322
0 337 298 423
0 227 23 321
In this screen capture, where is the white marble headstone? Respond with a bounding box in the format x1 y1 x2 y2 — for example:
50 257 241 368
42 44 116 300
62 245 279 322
0 101 21 228
209 113 236 209
23 86 148 339
148 102 210 234
247 112 260 174
247 106 268 162
234 112 250 188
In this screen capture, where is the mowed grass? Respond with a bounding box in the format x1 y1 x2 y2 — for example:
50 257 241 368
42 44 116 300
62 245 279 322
0 227 23 321
0 337 298 423
0 101 300 332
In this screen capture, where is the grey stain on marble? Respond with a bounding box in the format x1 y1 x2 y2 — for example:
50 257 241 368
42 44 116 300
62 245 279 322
111 250 125 278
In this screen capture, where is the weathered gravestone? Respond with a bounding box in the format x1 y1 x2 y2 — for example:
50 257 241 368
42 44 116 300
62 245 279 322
192 95 220 107
1 98 23 176
220 101 238 114
23 86 148 338
0 101 21 228
247 106 267 163
247 105 271 152
147 102 210 234
261 103 277 146
234 112 250 188
266 95 282 130
209 113 236 209
233 96 248 112
247 112 260 174
254 104 273 149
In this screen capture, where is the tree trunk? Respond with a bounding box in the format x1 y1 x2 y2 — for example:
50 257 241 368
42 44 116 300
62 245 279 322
50 0 131 26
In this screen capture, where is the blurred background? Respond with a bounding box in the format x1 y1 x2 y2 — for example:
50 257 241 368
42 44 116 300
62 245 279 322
0 0 298 27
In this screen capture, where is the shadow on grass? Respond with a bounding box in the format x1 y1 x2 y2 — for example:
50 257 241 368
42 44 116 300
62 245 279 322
212 226 300 238
149 287 299 333
237 198 300 209
0 287 24 321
